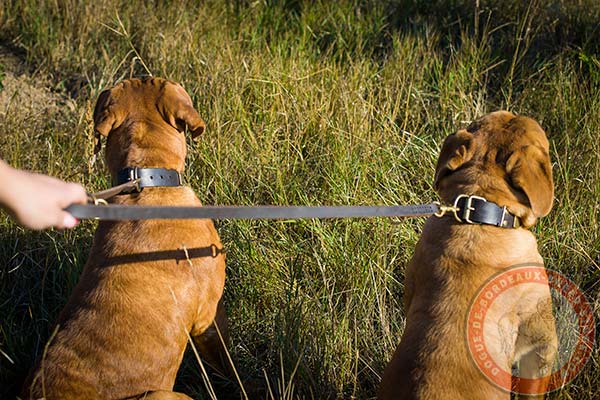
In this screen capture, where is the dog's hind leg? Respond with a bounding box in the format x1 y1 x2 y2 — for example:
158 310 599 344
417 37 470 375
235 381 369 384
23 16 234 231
512 296 558 399
192 298 236 380
124 391 193 400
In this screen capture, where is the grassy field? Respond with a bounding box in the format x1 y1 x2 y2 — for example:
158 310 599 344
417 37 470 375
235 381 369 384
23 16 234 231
0 0 599 398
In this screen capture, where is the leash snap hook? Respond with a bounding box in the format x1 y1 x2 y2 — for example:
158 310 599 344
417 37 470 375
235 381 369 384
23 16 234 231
87 193 108 206
433 201 460 219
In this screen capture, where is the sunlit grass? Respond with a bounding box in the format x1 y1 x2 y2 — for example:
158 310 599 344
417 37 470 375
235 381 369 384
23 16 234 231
0 1 598 398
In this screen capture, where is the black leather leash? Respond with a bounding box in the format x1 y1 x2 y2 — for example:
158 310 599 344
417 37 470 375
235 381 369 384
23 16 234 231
66 199 520 227
66 203 440 221
66 167 520 227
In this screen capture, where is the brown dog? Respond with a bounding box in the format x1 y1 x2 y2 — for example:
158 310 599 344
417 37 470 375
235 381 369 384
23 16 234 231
22 77 231 399
379 111 557 399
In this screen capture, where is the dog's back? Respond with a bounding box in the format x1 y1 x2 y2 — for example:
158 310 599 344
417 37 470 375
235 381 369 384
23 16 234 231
380 219 546 400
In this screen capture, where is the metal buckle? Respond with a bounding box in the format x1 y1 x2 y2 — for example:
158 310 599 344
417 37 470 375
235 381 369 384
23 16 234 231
453 194 487 224
128 167 139 182
87 193 108 206
127 168 142 192
210 244 219 258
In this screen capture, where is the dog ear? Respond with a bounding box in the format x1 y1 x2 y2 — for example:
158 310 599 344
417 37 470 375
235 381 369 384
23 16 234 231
177 101 206 139
93 88 122 154
506 145 554 217
163 84 206 139
93 89 117 137
434 130 475 190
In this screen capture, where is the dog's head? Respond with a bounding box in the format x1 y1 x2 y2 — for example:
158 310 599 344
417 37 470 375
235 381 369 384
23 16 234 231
434 111 553 228
93 77 205 176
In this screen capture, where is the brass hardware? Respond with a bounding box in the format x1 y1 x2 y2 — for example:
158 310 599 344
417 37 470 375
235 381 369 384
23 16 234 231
454 194 486 224
433 201 460 218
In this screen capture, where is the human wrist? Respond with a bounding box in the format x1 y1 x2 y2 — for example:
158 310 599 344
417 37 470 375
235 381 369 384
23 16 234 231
0 160 19 208
0 161 34 216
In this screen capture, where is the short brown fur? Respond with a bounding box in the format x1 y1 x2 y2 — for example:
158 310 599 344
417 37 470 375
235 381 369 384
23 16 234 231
22 77 230 400
379 111 557 400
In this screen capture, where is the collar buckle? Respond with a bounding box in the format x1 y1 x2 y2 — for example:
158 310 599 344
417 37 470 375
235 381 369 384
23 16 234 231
435 194 520 229
128 167 138 181
127 167 142 192
454 194 487 224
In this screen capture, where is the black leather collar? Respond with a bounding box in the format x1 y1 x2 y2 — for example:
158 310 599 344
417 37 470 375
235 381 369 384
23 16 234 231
114 167 182 192
451 195 520 229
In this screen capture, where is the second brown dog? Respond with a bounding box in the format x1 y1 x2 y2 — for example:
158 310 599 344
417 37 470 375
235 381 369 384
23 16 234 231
379 111 557 400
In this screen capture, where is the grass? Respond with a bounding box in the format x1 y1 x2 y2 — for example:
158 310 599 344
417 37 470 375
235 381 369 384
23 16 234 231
0 0 599 398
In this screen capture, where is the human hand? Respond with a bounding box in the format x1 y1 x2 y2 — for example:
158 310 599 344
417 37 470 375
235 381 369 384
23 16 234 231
0 161 87 230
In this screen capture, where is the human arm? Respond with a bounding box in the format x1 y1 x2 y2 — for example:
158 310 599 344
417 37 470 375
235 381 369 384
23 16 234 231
0 160 87 230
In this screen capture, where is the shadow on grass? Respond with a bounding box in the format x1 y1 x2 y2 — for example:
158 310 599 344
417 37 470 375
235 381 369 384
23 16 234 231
229 0 600 102
0 222 92 398
244 0 600 58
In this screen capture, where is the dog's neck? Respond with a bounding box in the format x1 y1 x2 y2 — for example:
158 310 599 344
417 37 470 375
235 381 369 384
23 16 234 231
105 122 187 180
437 172 537 228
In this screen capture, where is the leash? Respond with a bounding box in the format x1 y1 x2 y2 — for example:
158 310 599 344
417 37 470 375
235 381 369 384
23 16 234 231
66 166 519 227
66 203 441 221
88 179 141 202
67 195 518 227
69 166 442 221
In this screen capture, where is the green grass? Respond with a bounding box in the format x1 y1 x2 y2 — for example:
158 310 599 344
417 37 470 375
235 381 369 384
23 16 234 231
0 0 599 398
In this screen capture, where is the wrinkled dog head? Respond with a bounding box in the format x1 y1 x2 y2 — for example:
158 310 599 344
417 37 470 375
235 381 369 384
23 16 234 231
93 77 205 176
434 111 553 228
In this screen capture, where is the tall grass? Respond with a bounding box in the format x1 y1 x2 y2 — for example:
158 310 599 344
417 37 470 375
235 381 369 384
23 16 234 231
0 1 599 398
